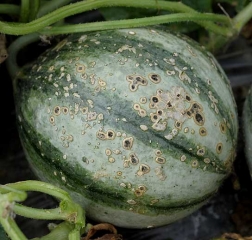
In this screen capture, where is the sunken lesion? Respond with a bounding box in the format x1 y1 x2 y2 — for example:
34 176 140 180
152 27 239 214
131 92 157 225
148 73 161 84
123 137 134 150
136 164 151 176
126 74 148 92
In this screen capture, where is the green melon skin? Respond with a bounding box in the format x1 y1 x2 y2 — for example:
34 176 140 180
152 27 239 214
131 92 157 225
14 28 238 228
243 87 252 178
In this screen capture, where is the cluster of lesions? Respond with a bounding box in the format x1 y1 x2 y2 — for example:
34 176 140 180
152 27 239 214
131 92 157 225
163 55 192 84
126 73 162 92
149 86 199 135
177 142 226 172
123 184 160 212
97 128 154 179
123 152 139 168
75 62 107 93
208 91 219 115
60 132 74 148
153 150 167 181
48 101 103 123
186 102 205 126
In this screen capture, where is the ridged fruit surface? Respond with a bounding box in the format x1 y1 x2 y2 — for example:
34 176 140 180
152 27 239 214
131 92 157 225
14 28 238 228
243 87 252 178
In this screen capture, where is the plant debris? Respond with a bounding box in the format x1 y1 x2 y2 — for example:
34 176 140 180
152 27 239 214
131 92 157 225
215 233 252 240
82 223 123 240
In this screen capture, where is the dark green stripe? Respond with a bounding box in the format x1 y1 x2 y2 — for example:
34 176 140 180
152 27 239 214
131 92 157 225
18 108 217 216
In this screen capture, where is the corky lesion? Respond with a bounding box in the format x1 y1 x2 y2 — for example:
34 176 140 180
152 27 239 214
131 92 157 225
0 34 8 64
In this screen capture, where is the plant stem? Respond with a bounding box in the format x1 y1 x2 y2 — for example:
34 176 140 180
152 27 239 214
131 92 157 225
0 191 28 240
0 0 230 35
40 13 232 36
68 228 80 240
33 222 75 240
0 216 27 240
0 188 27 202
29 0 40 21
2 181 71 201
37 0 73 18
13 204 68 220
19 0 30 23
206 1 252 53
233 1 252 32
6 33 40 80
0 4 20 15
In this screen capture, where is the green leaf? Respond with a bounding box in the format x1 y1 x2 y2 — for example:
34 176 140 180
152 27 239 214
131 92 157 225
0 224 9 240
99 0 213 21
99 0 213 34
177 0 213 12
99 7 163 21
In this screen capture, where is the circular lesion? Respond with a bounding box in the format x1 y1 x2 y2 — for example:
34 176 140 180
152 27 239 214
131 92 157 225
216 143 223 154
49 116 55 124
155 157 166 164
61 107 69 115
75 63 86 73
53 106 61 116
191 160 199 168
106 130 116 140
199 127 207 136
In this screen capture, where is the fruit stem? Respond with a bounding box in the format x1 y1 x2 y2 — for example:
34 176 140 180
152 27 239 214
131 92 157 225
233 1 252 33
